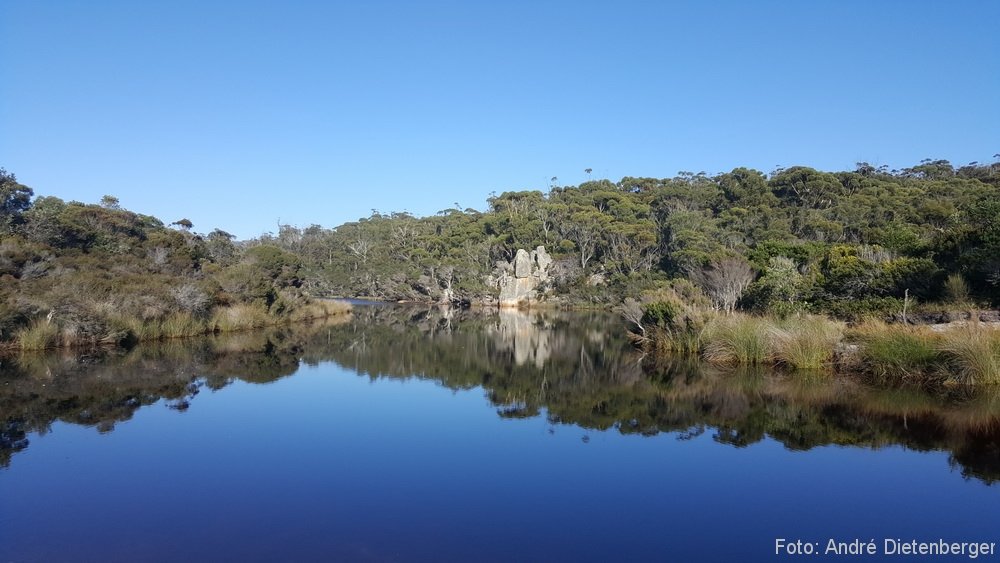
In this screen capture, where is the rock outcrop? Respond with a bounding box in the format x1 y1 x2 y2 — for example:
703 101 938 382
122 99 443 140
495 246 552 308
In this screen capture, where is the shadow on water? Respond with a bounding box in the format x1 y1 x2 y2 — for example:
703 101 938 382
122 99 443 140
2 305 1000 483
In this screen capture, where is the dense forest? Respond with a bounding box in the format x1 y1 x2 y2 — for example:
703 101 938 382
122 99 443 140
260 158 1000 315
1 158 998 350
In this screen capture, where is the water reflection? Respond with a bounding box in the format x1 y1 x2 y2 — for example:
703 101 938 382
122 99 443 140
2 307 1000 483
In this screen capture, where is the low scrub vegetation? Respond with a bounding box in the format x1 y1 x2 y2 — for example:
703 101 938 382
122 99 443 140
619 279 709 354
628 297 1000 384
0 173 350 352
3 298 351 351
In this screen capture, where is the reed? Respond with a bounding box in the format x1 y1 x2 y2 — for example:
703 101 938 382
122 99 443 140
649 327 703 355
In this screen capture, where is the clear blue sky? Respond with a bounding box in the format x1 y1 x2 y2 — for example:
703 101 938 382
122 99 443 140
2 1 997 239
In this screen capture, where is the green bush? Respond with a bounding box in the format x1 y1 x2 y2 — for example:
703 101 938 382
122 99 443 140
820 297 904 320
629 279 711 354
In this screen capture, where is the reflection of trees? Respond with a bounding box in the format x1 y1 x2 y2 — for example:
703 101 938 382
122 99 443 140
318 307 1000 484
2 307 1000 484
322 306 646 421
0 319 347 467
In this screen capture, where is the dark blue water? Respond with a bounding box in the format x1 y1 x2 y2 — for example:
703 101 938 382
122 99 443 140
2 309 999 562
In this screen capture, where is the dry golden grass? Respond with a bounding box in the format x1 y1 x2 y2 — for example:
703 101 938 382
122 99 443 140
938 325 1000 384
15 319 61 350
160 312 208 339
288 299 352 321
701 314 774 366
771 315 844 371
210 303 271 333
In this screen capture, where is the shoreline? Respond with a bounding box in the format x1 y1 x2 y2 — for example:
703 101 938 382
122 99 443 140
1 301 352 354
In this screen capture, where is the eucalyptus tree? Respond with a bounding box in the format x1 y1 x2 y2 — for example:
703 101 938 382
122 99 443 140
0 169 33 235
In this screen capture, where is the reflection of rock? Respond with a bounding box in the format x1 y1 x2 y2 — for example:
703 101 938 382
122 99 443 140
494 309 551 368
495 246 552 308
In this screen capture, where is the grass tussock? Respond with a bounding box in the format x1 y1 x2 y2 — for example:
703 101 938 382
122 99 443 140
287 299 351 322
943 273 972 306
772 315 844 371
701 314 774 366
113 315 157 342
646 326 703 356
210 303 271 333
15 319 61 350
643 308 1000 385
850 321 941 380
160 312 208 339
938 326 1000 384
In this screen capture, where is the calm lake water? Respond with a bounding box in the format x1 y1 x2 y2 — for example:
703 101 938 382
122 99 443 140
2 306 1000 562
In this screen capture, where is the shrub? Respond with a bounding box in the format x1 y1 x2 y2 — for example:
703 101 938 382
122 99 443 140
820 297 904 320
0 301 28 343
745 256 810 317
172 283 212 316
622 279 710 354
